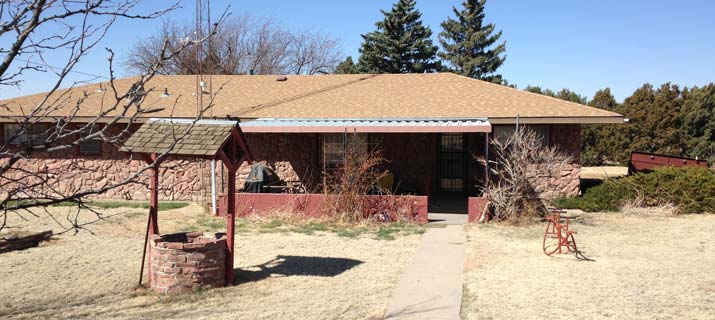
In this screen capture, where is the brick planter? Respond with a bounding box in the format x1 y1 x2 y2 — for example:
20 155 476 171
150 232 226 294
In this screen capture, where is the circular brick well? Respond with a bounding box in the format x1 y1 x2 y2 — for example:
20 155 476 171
150 231 227 294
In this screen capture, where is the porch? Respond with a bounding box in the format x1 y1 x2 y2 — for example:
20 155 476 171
214 118 494 223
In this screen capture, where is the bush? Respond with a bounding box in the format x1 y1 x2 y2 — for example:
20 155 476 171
554 167 715 214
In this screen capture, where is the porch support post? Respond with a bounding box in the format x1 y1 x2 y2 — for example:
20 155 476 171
225 163 236 285
222 132 239 286
484 133 490 190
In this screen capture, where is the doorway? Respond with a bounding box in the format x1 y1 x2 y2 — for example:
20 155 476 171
430 133 468 215
438 133 467 195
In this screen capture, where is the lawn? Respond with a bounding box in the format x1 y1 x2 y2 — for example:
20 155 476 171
0 204 422 319
461 211 715 319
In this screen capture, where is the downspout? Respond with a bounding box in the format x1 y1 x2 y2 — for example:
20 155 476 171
211 159 217 215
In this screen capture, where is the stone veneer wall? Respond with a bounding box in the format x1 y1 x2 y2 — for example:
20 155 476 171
1 122 211 201
1 124 582 202
236 133 319 191
534 124 581 199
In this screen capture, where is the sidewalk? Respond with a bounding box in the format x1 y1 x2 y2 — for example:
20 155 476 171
384 225 467 319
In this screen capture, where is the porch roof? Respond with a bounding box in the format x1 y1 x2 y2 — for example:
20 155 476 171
120 119 237 156
238 118 492 133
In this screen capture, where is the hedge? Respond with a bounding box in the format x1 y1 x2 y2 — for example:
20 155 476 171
554 166 715 214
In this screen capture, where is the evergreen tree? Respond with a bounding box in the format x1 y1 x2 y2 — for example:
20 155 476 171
524 86 586 104
357 0 440 73
334 56 359 74
582 88 622 165
681 84 715 162
438 0 506 82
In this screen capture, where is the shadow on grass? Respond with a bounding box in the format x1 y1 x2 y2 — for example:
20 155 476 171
234 255 363 285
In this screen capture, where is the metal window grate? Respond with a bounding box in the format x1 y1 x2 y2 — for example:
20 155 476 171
439 133 465 192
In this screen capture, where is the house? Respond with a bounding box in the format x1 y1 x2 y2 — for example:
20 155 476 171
0 73 624 220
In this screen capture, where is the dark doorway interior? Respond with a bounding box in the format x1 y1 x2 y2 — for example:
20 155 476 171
432 133 469 214
428 196 468 214
438 133 467 195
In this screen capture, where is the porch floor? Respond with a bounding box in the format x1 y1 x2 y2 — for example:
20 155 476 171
428 197 468 225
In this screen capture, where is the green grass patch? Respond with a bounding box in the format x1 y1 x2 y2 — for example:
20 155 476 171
181 215 226 233
3 200 189 211
334 226 369 238
88 201 190 210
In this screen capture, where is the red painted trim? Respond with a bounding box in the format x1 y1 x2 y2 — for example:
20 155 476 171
240 125 492 133
468 196 490 223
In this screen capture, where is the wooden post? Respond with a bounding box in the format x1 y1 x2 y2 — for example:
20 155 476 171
149 153 160 235
141 153 161 287
226 164 236 285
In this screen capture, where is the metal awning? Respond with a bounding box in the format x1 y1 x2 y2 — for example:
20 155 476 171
238 118 492 133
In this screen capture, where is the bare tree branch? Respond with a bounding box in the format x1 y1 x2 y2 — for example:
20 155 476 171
126 14 344 75
0 0 231 233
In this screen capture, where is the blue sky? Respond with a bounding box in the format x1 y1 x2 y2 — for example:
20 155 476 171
1 0 714 101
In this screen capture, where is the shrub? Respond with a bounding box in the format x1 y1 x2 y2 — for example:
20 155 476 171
484 128 572 223
554 167 715 213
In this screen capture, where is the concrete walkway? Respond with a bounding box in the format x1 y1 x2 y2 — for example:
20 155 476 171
428 213 468 225
384 225 467 319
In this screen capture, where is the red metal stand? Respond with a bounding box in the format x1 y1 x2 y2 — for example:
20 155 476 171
543 209 578 256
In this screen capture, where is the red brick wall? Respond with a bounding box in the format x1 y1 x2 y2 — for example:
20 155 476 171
380 133 438 195
150 232 226 294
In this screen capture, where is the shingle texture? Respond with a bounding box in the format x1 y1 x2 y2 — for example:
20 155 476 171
120 121 233 156
0 73 623 122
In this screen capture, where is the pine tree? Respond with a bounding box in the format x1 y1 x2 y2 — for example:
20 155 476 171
438 0 506 82
681 84 715 162
524 86 586 104
357 0 439 73
334 56 359 74
582 88 621 165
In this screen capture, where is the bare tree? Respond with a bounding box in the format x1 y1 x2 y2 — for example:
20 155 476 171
126 14 343 75
483 128 572 223
0 0 226 232
287 30 343 75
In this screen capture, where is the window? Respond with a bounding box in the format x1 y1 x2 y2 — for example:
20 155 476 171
493 125 550 145
3 123 48 146
320 133 378 167
79 139 102 155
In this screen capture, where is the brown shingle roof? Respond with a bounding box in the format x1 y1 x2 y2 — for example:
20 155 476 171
0 73 624 123
120 120 234 156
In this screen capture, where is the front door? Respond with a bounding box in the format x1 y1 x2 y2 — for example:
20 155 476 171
438 133 467 195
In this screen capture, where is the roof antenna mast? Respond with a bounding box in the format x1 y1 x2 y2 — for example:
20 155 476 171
195 0 213 118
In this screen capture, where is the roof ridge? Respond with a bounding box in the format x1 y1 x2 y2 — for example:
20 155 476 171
234 74 381 117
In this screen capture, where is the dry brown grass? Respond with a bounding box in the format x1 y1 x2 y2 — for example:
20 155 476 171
0 204 421 319
462 211 715 319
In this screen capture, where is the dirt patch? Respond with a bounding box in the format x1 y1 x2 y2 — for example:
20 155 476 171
0 204 421 319
462 212 715 319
